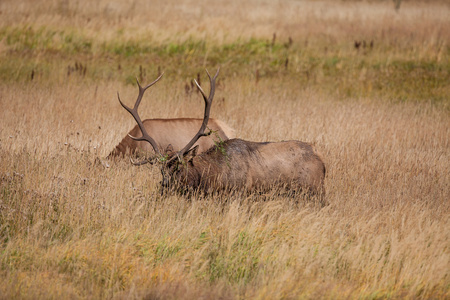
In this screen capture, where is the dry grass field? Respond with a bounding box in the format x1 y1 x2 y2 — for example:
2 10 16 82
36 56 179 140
0 0 449 299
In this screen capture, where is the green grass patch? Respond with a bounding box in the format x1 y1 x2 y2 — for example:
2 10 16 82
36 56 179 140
0 25 448 103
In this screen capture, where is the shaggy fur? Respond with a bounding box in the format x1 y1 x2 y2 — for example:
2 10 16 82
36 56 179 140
166 138 326 196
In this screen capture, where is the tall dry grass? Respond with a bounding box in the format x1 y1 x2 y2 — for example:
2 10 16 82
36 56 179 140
0 0 449 299
1 76 449 298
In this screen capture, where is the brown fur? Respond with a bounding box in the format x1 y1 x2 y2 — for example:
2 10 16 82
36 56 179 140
165 138 326 197
108 118 235 158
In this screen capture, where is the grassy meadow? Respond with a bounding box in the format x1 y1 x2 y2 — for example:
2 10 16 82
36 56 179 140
0 0 449 299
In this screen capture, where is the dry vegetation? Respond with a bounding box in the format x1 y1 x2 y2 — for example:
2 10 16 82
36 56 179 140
0 0 449 299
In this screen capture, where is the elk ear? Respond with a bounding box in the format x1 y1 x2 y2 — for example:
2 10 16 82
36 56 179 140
165 144 174 154
184 145 199 162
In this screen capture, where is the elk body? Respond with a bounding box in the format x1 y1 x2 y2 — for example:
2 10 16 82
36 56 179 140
118 69 325 197
108 118 234 158
164 139 325 196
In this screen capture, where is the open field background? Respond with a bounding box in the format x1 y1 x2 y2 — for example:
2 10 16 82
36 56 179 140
0 0 449 299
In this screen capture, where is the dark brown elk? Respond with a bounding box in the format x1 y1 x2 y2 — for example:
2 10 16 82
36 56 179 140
108 75 234 160
118 68 326 197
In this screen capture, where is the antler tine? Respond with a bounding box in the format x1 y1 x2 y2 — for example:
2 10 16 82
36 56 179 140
175 67 220 159
194 68 210 101
117 73 164 156
130 157 152 166
134 73 164 109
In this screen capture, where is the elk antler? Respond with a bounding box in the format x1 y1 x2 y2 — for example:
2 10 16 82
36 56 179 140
117 73 164 157
175 67 220 159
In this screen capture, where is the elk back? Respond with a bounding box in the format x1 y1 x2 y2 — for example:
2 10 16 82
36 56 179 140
108 118 235 158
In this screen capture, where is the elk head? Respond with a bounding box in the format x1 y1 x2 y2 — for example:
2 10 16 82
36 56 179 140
118 68 220 188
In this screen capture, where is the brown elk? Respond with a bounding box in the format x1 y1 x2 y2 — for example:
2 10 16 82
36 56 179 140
108 74 234 160
108 118 234 159
118 68 326 197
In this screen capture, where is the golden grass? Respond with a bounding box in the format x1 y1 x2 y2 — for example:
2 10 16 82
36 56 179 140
0 0 449 299
1 77 449 299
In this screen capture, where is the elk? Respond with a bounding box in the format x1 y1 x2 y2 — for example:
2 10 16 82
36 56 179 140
118 68 326 197
108 118 234 159
108 75 234 160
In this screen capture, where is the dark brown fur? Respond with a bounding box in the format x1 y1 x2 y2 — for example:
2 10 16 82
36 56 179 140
164 139 326 196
